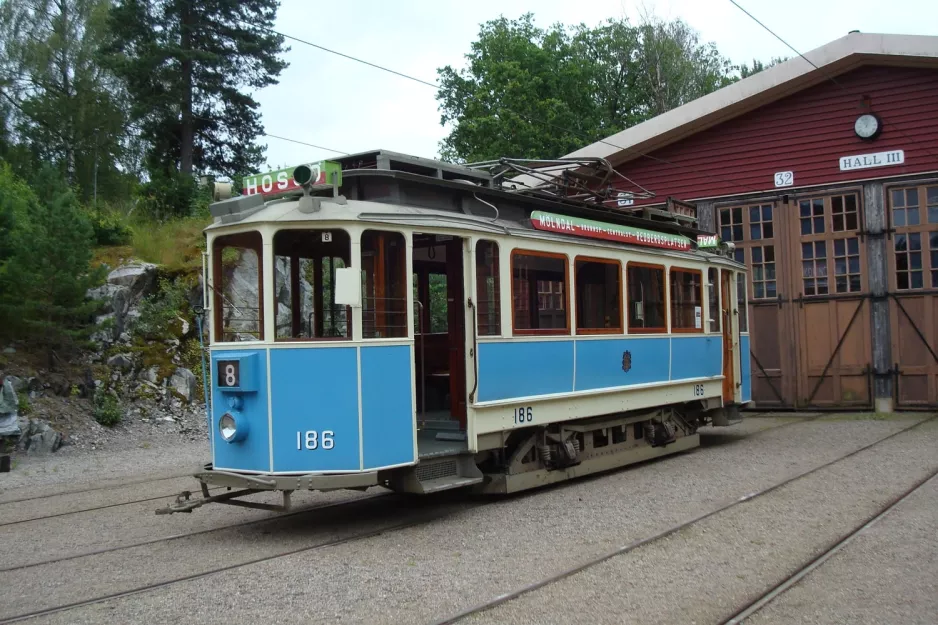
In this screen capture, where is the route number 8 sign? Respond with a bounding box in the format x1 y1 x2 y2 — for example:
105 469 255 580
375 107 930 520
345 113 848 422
217 360 240 388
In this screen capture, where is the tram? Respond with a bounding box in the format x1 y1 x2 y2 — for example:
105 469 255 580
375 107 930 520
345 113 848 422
160 150 752 514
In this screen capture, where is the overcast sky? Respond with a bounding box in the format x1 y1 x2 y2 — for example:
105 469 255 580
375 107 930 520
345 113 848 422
251 0 936 173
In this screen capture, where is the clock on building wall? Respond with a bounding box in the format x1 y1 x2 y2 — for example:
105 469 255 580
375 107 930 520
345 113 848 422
854 113 882 140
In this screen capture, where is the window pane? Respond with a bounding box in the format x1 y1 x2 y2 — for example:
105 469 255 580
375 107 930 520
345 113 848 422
909 209 921 226
895 209 906 227
750 224 762 240
765 246 775 262
627 264 666 331
749 206 760 222
475 240 501 335
576 258 621 331
846 213 858 230
737 273 748 332
273 229 352 341
670 269 703 331
800 201 811 217
513 252 567 332
362 230 407 338
763 205 773 221
732 207 742 224
429 273 448 333
834 239 845 256
752 247 763 263
214 232 263 342
733 225 744 241
708 268 719 333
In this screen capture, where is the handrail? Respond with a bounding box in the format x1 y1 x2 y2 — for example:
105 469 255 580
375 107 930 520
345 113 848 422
414 300 426 424
468 297 479 403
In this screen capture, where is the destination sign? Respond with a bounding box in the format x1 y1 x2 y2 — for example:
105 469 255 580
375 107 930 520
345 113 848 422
242 161 342 197
530 211 692 251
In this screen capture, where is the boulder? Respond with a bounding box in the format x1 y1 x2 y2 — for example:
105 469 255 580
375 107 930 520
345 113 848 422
0 378 19 437
87 283 132 316
106 262 158 296
169 368 197 403
5 375 27 394
143 366 161 385
107 353 135 372
16 418 64 454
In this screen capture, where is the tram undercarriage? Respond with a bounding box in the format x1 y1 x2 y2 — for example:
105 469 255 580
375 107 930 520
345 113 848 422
158 403 735 513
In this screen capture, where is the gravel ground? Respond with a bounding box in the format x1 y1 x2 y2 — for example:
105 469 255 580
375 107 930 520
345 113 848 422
11 415 926 625
750 473 938 625
467 418 938 625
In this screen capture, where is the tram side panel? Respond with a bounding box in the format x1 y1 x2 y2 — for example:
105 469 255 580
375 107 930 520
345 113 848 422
211 345 416 474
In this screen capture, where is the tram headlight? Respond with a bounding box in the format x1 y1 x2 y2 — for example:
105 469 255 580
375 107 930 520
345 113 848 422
219 412 248 443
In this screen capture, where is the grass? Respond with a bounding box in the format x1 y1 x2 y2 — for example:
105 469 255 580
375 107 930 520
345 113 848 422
92 214 210 277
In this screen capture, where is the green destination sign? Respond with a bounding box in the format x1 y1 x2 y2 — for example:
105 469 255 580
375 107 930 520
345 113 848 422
242 161 342 197
530 211 692 251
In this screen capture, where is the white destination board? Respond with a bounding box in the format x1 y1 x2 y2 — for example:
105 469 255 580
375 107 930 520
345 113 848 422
839 150 904 172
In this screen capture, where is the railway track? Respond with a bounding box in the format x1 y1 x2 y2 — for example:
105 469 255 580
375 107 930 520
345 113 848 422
0 412 835 623
427 414 937 625
0 471 198 505
720 466 938 624
0 410 793 527
0 492 471 624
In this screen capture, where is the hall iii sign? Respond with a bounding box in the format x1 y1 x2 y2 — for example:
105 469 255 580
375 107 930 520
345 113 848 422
839 149 904 172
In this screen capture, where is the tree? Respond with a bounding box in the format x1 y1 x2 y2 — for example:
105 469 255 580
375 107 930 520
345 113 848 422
436 14 740 163
0 0 132 203
103 0 289 183
0 164 104 351
737 56 789 79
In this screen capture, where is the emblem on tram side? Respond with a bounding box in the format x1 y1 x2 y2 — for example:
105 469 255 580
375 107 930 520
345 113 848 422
622 350 632 373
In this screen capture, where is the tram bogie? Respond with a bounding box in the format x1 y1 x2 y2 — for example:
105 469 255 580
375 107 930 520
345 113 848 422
158 150 752 514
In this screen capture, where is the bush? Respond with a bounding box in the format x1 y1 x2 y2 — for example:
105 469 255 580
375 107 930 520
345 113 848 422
87 209 133 246
132 275 196 340
93 391 122 427
17 394 31 415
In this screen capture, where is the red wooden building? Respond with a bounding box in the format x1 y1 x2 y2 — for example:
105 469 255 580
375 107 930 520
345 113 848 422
565 32 938 411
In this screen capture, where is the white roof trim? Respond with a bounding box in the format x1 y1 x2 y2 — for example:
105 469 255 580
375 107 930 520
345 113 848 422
564 33 938 164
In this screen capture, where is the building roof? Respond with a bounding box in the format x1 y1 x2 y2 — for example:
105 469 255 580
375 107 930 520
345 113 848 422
563 32 938 168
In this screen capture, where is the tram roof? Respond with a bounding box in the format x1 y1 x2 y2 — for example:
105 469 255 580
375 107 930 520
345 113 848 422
211 149 706 238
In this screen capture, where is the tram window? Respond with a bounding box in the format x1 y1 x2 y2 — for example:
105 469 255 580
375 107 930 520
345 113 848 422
575 257 622 333
707 268 720 333
737 272 749 332
212 231 263 342
362 230 407 338
273 229 351 341
476 240 501 335
670 268 703 332
626 263 666 333
512 251 568 333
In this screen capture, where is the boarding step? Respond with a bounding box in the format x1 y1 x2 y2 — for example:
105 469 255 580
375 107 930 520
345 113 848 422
389 454 484 494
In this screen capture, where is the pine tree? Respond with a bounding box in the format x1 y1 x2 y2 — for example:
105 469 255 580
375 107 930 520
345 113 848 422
102 0 288 183
0 165 104 349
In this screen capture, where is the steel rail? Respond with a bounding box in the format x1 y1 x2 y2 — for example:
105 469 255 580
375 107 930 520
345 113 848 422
427 415 937 625
0 491 391 574
0 471 201 506
720 466 938 624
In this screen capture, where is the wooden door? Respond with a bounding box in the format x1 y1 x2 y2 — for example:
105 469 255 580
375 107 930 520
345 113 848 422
789 192 871 408
721 270 735 402
718 202 794 407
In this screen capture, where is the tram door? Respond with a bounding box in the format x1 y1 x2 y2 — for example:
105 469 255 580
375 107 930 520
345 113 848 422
721 270 737 403
412 234 467 429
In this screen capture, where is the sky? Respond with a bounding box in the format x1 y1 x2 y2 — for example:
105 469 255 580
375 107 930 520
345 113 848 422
251 0 937 174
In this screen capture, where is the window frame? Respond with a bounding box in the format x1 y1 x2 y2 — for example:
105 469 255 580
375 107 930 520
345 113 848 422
212 231 264 343
510 248 570 336
669 267 704 334
625 261 668 334
361 229 409 339
717 201 778 301
272 228 352 343
887 183 938 292
707 267 721 334
574 255 623 335
475 239 502 336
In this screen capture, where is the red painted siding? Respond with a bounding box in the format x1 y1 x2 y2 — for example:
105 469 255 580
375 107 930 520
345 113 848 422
616 66 938 206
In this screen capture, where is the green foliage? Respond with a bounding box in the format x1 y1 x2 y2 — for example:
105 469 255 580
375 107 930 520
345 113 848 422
0 0 136 204
436 14 743 162
93 390 121 426
87 208 133 246
17 393 30 415
102 0 288 181
0 165 105 348
132 276 193 340
737 57 789 79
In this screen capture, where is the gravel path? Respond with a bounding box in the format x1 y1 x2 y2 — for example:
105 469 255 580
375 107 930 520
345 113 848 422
749 472 938 625
466 418 938 625
12 416 923 625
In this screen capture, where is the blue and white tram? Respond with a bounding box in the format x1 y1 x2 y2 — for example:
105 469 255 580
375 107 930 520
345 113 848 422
160 151 751 513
